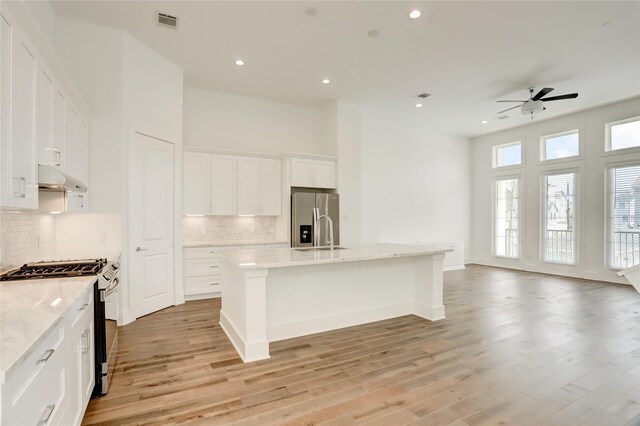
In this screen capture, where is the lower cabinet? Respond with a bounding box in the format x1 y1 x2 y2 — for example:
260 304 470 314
1 284 95 426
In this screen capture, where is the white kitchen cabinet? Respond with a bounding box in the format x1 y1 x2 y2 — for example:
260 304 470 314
65 104 80 179
238 156 281 216
290 158 336 189
183 152 238 216
0 12 38 209
184 246 239 299
211 154 238 215
183 152 211 215
37 64 67 169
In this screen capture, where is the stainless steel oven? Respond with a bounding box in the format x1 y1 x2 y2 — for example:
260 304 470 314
94 259 120 396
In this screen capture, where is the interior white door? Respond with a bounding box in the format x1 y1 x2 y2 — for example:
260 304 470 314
131 132 175 318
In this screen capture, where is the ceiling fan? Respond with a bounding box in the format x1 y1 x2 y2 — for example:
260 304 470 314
496 87 579 119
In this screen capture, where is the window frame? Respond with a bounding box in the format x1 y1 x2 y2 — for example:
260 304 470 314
492 141 523 169
605 116 640 154
605 160 640 270
492 173 523 260
540 168 580 266
539 128 581 163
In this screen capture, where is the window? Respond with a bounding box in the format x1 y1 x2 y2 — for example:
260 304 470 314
493 142 521 168
541 130 579 161
609 164 640 269
606 117 640 151
494 177 520 258
543 172 577 264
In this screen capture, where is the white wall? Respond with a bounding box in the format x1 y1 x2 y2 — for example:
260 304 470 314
470 97 640 284
336 101 362 246
55 17 184 323
183 87 333 156
360 106 471 269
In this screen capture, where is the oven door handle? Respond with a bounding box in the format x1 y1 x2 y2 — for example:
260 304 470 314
104 277 120 297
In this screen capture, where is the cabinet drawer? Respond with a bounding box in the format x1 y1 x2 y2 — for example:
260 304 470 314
2 319 65 416
185 276 222 295
184 247 221 260
10 353 67 426
68 286 94 332
185 258 224 277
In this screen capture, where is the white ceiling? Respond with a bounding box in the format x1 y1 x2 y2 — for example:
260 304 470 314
51 1 640 137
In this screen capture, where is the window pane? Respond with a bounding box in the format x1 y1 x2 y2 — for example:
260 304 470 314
543 173 576 264
544 131 579 160
610 119 640 151
495 178 519 257
610 165 640 269
493 142 521 168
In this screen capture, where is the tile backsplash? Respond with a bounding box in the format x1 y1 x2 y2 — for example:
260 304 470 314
0 210 57 272
183 216 278 243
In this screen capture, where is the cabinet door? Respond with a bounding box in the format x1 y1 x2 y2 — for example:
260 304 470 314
37 65 54 166
290 158 314 187
78 119 89 185
52 86 66 169
80 319 94 406
0 15 38 209
211 154 237 215
65 104 80 178
183 152 211 214
67 330 83 426
314 161 336 189
237 156 260 215
259 158 281 216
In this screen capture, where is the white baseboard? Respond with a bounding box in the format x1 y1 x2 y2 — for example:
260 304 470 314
413 302 446 321
119 309 135 326
185 292 220 302
267 302 414 342
444 264 465 272
219 310 270 363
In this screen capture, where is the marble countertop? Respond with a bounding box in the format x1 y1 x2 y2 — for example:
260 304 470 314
0 276 97 383
219 243 455 270
184 240 289 248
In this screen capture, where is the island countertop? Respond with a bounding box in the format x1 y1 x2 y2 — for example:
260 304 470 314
0 276 96 383
218 243 455 270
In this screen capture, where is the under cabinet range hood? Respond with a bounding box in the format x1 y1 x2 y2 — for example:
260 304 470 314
38 165 87 192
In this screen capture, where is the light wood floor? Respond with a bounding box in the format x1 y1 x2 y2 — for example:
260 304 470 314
83 265 640 425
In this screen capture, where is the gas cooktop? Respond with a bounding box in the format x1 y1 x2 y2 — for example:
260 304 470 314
0 259 107 281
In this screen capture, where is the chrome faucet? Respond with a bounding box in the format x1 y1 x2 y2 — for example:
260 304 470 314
313 207 334 250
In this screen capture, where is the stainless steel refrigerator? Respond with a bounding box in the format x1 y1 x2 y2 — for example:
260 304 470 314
291 192 340 248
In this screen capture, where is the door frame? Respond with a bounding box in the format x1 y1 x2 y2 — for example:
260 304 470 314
125 128 184 323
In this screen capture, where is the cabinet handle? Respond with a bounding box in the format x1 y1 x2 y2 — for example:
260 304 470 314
37 404 55 426
209 265 219 268
36 349 55 364
13 177 26 198
79 303 89 311
209 283 218 286
81 329 90 354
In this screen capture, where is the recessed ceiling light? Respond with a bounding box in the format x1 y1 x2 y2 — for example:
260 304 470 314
235 59 244 66
481 120 488 124
368 29 380 38
305 7 317 16
322 79 330 84
409 10 421 19
415 103 423 108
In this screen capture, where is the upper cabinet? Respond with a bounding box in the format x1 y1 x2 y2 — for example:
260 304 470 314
1 13 38 209
290 158 336 189
183 151 280 216
1 8 90 211
237 157 281 216
183 152 239 216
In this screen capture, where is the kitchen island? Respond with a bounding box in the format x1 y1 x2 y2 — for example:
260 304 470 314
218 243 454 362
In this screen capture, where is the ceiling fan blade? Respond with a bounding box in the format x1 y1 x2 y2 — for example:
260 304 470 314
540 93 579 102
497 100 526 103
497 104 522 114
532 87 554 101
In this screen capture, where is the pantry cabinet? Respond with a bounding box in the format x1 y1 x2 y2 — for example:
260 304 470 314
290 158 336 189
0 12 38 209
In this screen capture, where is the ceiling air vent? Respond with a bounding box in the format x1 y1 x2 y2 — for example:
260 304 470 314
415 92 432 99
157 13 178 28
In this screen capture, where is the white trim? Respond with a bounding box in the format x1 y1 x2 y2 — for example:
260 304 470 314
492 140 523 169
492 174 523 259
443 265 465 271
220 310 270 362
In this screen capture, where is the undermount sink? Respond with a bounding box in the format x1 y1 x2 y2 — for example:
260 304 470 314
294 247 348 252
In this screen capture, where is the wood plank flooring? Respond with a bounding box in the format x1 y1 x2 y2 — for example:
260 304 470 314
83 265 640 425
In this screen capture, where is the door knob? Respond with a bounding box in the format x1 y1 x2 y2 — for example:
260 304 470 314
136 247 148 252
